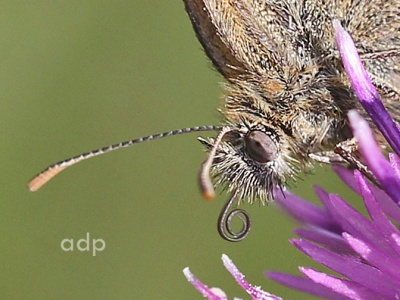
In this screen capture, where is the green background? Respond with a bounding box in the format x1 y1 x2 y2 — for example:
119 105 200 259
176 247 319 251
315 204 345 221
1 1 359 299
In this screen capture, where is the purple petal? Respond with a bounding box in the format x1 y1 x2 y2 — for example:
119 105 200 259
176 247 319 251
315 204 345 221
393 234 400 252
313 186 345 233
315 185 397 255
337 165 400 222
222 254 282 300
300 267 385 300
348 110 400 205
314 186 380 244
390 153 400 181
332 165 360 194
183 267 228 300
266 271 347 300
369 186 400 223
333 20 400 155
274 188 338 231
355 171 400 256
295 227 353 254
329 192 396 256
292 239 400 298
343 233 400 284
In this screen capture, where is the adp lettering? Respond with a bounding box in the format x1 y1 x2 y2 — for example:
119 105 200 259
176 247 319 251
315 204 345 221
61 232 106 256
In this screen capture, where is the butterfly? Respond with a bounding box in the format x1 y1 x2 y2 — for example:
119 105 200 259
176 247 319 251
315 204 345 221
29 0 400 241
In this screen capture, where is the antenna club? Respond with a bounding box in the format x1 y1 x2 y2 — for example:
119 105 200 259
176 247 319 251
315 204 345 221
28 181 41 192
202 190 216 201
28 165 67 192
198 126 232 202
28 182 40 192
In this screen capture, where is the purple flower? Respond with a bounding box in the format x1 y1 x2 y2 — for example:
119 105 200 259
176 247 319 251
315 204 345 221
184 21 400 300
183 254 282 300
268 21 400 299
268 164 400 299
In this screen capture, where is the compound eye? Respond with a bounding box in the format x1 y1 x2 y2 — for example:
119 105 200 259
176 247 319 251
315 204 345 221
245 130 278 163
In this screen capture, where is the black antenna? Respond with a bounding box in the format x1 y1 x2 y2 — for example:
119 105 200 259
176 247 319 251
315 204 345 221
28 124 253 243
28 125 221 191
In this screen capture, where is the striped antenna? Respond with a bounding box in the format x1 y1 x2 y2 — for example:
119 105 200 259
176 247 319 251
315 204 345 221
28 126 221 192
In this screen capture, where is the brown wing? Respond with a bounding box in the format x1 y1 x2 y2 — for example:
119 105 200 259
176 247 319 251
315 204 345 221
183 0 244 79
183 0 297 79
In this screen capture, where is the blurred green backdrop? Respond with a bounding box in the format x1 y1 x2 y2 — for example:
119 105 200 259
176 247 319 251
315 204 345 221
1 1 360 299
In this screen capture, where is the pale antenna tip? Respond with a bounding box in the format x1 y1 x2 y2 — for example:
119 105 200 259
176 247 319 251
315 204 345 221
198 127 231 201
28 165 67 192
201 190 216 201
199 171 216 200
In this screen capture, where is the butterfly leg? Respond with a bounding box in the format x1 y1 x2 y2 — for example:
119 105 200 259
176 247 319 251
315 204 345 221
310 138 379 187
